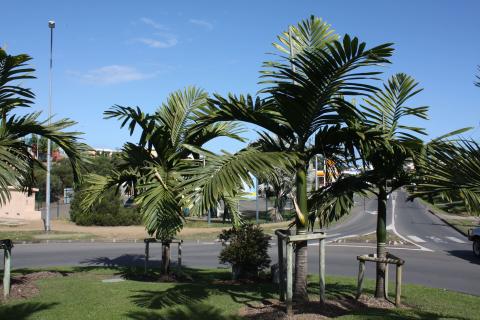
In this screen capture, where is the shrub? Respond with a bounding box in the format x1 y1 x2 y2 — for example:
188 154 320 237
219 224 271 280
70 189 141 226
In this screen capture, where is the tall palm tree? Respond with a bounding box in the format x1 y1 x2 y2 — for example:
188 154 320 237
179 17 394 300
80 87 245 274
0 48 87 205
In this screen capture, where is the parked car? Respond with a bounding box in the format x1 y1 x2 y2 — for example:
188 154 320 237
468 227 480 257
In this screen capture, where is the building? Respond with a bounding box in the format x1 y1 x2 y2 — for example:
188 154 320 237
0 187 41 220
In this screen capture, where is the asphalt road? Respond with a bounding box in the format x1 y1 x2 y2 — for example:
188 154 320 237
9 189 480 296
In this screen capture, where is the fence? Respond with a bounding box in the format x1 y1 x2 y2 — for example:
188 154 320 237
37 202 71 220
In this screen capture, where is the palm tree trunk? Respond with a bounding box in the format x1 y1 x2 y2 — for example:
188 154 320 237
375 183 387 298
294 166 308 302
161 241 171 275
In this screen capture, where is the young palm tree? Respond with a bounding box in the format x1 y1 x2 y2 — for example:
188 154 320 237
180 17 394 300
312 73 430 299
80 87 245 274
0 48 87 205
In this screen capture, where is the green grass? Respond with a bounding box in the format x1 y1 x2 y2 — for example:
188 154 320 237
0 230 95 242
0 267 479 319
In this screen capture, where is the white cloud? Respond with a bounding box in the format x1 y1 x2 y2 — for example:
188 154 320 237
70 65 152 85
140 17 168 31
135 34 178 48
132 17 178 49
189 19 213 30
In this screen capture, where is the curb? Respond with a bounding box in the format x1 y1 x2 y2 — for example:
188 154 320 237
11 238 223 245
427 209 468 237
412 196 469 238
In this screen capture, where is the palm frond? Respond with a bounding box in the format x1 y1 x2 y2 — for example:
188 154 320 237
179 145 298 217
262 35 393 141
412 139 480 215
362 73 428 142
308 173 372 228
0 49 35 115
6 112 89 184
272 15 339 57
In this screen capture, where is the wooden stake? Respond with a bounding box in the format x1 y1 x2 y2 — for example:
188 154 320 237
286 241 293 316
278 237 285 301
319 237 325 304
395 265 402 306
356 260 365 299
3 247 11 298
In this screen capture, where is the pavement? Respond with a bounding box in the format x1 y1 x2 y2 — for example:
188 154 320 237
7 189 480 296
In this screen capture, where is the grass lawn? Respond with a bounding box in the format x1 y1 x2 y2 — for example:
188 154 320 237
0 267 479 319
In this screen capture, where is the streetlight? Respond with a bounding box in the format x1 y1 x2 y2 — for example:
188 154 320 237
45 20 55 232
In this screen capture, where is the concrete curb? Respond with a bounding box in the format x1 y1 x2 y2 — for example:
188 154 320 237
427 209 468 237
411 196 468 237
11 238 224 245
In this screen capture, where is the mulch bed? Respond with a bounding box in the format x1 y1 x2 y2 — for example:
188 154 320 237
0 271 65 301
240 295 402 319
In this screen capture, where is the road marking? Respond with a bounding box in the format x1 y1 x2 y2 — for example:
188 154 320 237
446 236 466 244
388 192 434 252
426 236 447 244
325 233 341 238
407 235 426 243
326 244 427 252
366 210 377 215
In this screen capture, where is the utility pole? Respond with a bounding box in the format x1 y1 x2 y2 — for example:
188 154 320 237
45 20 55 232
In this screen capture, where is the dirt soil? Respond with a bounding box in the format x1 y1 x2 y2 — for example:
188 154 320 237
0 271 64 301
239 295 400 319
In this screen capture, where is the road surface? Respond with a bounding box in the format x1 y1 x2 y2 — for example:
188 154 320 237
9 190 480 295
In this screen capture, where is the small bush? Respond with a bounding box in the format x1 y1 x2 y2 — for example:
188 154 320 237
70 189 141 226
219 224 271 280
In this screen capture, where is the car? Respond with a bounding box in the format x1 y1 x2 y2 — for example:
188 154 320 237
468 227 480 257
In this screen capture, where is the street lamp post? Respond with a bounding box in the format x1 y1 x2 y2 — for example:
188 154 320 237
45 20 55 232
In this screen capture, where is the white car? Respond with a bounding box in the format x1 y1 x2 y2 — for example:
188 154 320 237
468 227 480 257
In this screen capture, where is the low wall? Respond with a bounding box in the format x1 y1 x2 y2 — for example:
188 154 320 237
0 189 41 220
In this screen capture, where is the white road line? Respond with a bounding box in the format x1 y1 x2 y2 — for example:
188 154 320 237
388 192 434 252
366 210 377 215
427 236 447 244
326 244 426 252
407 235 426 243
446 236 466 244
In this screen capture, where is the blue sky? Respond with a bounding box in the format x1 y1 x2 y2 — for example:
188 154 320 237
1 0 479 152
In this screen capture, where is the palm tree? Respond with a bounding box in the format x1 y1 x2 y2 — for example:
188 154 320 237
179 16 394 300
0 48 87 205
312 73 430 299
80 87 245 274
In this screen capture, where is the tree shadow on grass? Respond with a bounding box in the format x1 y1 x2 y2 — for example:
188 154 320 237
128 268 276 316
126 303 242 320
78 254 179 281
0 302 58 320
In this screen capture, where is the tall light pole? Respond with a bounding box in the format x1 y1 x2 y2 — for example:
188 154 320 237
45 20 55 232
